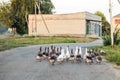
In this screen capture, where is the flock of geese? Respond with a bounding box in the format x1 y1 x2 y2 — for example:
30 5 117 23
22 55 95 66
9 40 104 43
36 45 103 65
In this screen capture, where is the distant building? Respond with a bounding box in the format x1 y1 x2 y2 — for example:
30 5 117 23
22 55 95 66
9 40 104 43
28 12 102 37
113 14 120 30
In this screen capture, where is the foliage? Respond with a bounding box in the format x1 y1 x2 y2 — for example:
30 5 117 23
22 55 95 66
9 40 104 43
0 0 55 35
40 0 55 14
9 0 34 34
113 24 120 45
0 2 11 27
103 25 120 46
103 35 111 46
95 11 110 36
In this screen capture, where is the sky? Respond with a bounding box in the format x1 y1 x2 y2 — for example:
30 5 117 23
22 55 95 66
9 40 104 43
0 0 120 21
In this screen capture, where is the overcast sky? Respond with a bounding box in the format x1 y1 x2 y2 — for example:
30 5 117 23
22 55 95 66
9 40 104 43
0 0 120 21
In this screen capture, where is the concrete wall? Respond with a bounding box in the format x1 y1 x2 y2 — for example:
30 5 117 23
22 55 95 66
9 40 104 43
28 14 86 36
28 12 101 37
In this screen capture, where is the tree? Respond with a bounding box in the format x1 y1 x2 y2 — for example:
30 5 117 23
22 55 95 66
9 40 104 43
0 2 11 27
95 11 110 36
40 0 55 14
0 0 55 35
9 0 34 34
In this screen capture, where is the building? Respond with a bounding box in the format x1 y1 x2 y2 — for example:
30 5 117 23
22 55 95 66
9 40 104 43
28 12 102 37
113 14 120 30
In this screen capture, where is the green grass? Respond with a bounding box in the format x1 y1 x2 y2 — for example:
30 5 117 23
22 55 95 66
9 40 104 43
92 45 120 66
0 36 96 51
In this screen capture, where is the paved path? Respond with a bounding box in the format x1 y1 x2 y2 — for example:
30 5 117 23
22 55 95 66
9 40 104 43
0 39 120 80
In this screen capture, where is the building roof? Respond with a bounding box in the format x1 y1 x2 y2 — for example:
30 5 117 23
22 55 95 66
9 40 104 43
113 14 120 18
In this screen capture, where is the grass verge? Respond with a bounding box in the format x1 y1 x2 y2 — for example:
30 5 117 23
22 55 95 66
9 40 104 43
92 45 120 66
0 36 97 51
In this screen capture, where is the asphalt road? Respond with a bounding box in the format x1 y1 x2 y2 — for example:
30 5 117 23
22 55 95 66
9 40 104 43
0 39 120 80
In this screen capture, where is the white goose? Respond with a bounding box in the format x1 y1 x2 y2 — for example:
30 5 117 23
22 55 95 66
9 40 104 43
79 47 82 57
66 46 70 62
62 49 66 60
57 49 64 64
75 46 78 58
84 48 88 61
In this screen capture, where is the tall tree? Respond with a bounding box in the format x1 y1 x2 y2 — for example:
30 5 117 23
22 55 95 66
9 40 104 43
9 0 34 34
0 2 11 27
95 11 110 36
0 0 55 35
40 0 55 14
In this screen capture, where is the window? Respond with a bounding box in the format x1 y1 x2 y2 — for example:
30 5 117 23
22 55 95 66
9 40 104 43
86 20 101 37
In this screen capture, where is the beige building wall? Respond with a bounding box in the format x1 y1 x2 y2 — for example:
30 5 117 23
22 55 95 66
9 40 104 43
37 20 86 34
28 13 86 36
28 12 101 37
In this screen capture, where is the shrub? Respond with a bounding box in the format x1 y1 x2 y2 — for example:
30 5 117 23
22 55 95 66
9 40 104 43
103 25 120 46
103 35 111 46
116 62 120 66
114 25 120 45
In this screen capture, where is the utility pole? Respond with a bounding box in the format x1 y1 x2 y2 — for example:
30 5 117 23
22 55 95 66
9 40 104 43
109 0 114 47
35 0 50 33
118 0 120 4
34 0 37 36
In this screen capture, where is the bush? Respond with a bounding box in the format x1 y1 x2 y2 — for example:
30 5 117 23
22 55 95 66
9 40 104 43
116 62 120 66
114 25 120 45
103 35 111 46
103 25 120 46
